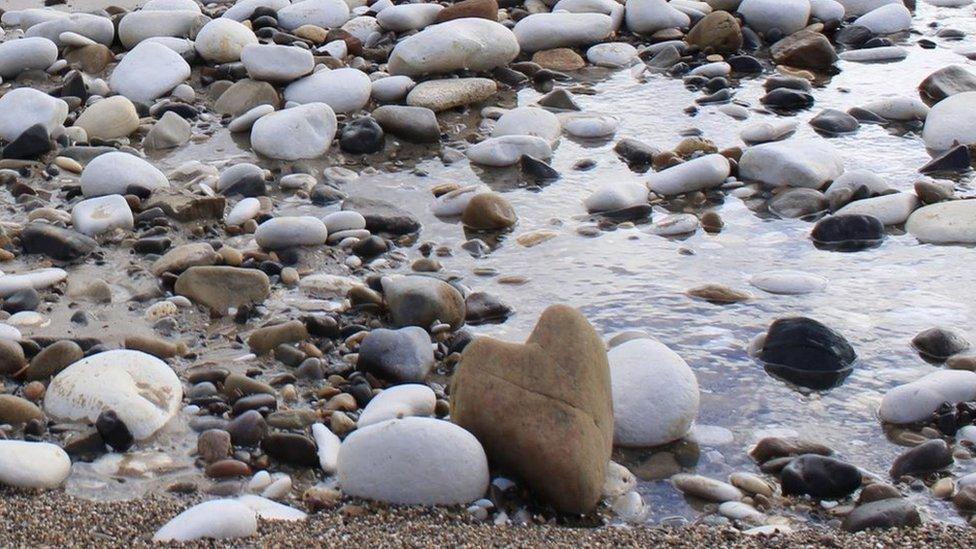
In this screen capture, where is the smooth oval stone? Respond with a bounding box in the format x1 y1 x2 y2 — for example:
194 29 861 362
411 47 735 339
671 474 743 502
906 199 976 244
626 0 689 35
406 77 497 112
781 455 862 499
153 499 257 542
337 417 490 505
0 87 68 142
834 192 918 226
584 180 648 213
254 216 328 249
357 384 436 427
513 13 614 52
80 151 169 197
388 19 519 76
466 135 552 167
0 440 71 489
194 18 257 63
749 270 828 295
839 46 908 62
284 68 372 114
890 439 953 478
71 194 134 236
912 327 971 360
241 44 315 82
610 338 699 447
811 214 885 251
492 107 561 144
45 349 182 440
251 103 337 160
880 370 976 424
737 0 810 35
810 108 860 135
647 154 731 196
759 317 857 390
560 113 619 138
226 198 261 226
0 36 58 78
109 40 191 103
0 268 67 298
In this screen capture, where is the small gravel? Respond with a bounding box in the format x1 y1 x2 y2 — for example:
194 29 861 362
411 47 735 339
1 488 973 548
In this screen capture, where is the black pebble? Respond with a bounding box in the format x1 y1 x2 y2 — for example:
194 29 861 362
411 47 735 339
96 409 134 452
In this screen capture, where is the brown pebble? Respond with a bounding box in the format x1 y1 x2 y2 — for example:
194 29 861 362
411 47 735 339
22 381 46 401
125 335 185 358
304 486 342 512
330 411 356 435
198 429 232 463
205 459 251 478
248 320 309 355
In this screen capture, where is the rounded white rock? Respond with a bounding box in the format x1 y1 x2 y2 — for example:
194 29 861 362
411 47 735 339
647 153 730 196
255 216 329 249
0 440 71 489
45 349 183 440
610 338 700 447
466 135 553 167
492 107 561 144
357 384 436 428
241 44 315 82
0 87 68 142
0 36 58 78
879 370 976 424
922 91 976 153
80 151 169 197
71 194 135 236
337 417 489 505
388 19 519 76
194 18 257 63
513 12 614 52
153 499 257 542
284 67 372 113
250 103 337 160
226 197 262 225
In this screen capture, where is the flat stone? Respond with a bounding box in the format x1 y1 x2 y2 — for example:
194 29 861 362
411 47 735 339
175 266 271 313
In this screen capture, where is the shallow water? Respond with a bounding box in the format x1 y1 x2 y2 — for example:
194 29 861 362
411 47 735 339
5 0 976 526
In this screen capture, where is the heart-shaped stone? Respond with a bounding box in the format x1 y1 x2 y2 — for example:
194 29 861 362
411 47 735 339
450 304 613 514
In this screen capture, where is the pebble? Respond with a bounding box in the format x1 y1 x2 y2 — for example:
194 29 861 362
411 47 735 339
0 440 71 489
406 78 497 112
255 216 329 250
251 103 337 160
357 326 434 383
241 44 315 82
71 195 134 236
337 417 490 505
45 349 182 440
153 499 257 542
647 154 730 196
0 88 68 142
466 135 552 167
175 266 271 314
284 68 372 114
357 384 436 427
880 370 976 424
0 36 58 78
194 18 257 64
749 270 828 295
610 338 699 447
388 19 518 76
626 0 690 35
80 151 169 197
109 41 191 103
740 139 845 188
906 198 976 244
671 474 744 502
